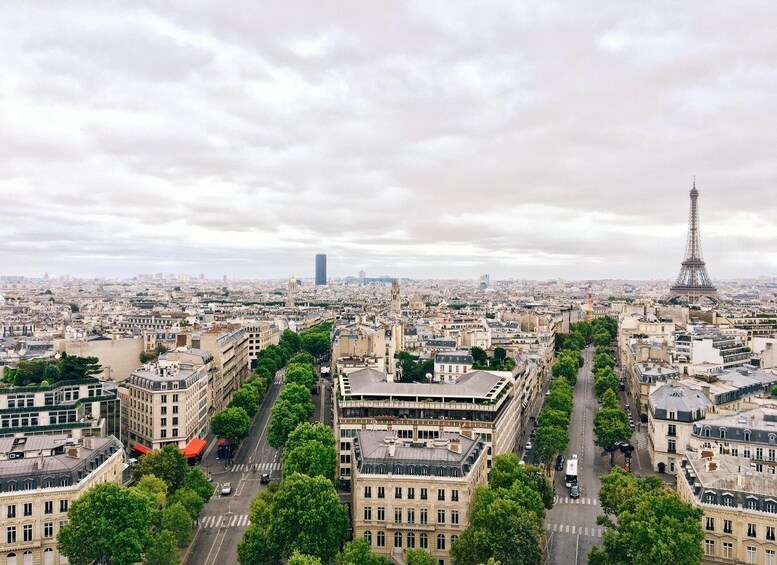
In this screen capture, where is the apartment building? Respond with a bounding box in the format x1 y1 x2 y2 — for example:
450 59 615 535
678 453 777 565
125 357 209 454
433 351 473 383
241 320 280 363
0 435 125 565
351 431 487 565
648 383 713 475
629 360 679 419
181 325 249 414
334 368 519 484
673 332 752 371
0 378 120 440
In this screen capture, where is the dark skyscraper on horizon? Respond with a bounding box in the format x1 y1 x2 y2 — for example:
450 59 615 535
315 254 327 285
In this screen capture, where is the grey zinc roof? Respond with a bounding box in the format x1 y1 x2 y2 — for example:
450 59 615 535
343 368 506 400
357 431 479 465
435 351 474 364
649 383 713 412
0 435 122 478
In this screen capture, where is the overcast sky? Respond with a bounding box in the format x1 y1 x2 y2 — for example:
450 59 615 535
2 2 776 281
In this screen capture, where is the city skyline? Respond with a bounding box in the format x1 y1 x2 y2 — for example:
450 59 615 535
2 3 777 280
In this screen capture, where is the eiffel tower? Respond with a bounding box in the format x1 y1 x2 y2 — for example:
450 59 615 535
668 179 718 303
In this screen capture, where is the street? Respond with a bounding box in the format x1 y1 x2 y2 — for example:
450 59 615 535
543 346 611 565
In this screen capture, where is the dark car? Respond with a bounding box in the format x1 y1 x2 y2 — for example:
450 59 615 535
260 473 271 484
530 428 537 438
554 455 566 471
570 483 580 499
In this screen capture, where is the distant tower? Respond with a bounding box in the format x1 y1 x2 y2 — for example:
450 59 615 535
286 275 297 308
391 279 401 312
315 254 327 286
668 180 718 303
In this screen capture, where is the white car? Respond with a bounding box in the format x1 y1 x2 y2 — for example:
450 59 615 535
525 442 533 451
221 482 232 496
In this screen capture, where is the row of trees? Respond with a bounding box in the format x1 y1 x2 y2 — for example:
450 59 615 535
58 445 215 565
591 346 632 464
268 354 317 448
589 468 704 565
450 454 554 565
470 346 516 371
3 352 101 386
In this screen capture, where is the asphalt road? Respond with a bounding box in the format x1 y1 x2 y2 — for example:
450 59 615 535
544 346 611 565
184 368 287 565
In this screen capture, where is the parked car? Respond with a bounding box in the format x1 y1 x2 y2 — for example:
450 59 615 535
221 482 232 496
554 455 566 471
530 428 537 438
260 474 271 485
570 483 580 499
525 441 533 451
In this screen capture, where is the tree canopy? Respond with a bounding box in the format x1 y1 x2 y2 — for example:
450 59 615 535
336 538 392 565
132 444 189 494
594 408 632 464
406 548 438 565
212 406 252 442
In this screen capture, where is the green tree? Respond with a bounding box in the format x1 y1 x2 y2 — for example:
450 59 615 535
238 523 281 565
269 473 349 561
169 487 205 521
407 548 438 565
537 408 570 430
289 351 315 366
595 371 620 400
545 389 573 416
493 347 507 364
598 467 638 516
594 408 632 464
488 457 554 510
286 364 317 390
533 425 570 466
336 538 392 565
161 501 193 546
58 482 153 565
771 384 777 397
12 358 61 386
289 552 323 565
279 382 315 410
212 406 252 443
552 356 578 385
563 332 586 351
301 333 329 357
283 440 337 483
593 329 612 349
591 486 704 565
132 444 189 494
281 329 303 353
470 346 488 366
132 474 167 510
268 399 309 448
230 386 261 417
144 530 181 565
601 388 619 410
59 352 102 380
184 466 215 503
594 353 615 372
286 422 337 452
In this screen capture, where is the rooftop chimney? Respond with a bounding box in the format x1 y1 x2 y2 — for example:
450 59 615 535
448 439 461 454
388 440 396 457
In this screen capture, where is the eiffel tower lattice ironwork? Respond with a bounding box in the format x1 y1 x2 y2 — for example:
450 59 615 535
668 180 718 303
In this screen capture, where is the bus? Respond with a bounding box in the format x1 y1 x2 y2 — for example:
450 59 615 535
565 457 579 488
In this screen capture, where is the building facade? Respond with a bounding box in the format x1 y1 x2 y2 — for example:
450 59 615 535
315 254 327 286
351 431 487 565
433 351 473 383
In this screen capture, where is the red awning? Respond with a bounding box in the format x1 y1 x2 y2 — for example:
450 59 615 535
181 438 207 458
133 443 151 455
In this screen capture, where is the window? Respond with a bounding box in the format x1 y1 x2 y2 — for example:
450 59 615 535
172 417 179 425
723 520 733 534
23 503 32 517
667 439 676 454
451 534 459 547
719 428 726 439
437 534 446 551
757 448 764 460
407 509 415 524
364 531 372 546
377 531 385 547
438 489 445 501
768 526 776 541
768 501 777 513
452 510 460 525
172 394 179 402
421 488 428 500
23 525 32 542
748 523 757 538
377 507 385 521
407 532 415 548
394 532 402 548
7 505 16 518
437 509 445 524
43 522 53 539
378 487 385 499
161 418 167 426
745 431 752 442
44 500 53 514
704 540 715 557
172 428 178 437
394 508 402 523
408 488 415 500
767 549 776 565
363 507 372 521
747 498 758 510
452 489 459 502
420 533 428 549
668 424 677 437
746 546 756 565
723 543 733 559
395 487 402 499
7 526 17 543
705 517 715 531
420 509 428 525
60 500 68 513
364 486 372 498
722 496 734 508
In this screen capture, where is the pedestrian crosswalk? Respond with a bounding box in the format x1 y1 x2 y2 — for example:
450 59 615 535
553 496 598 506
545 523 602 538
230 462 281 472
200 514 251 529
